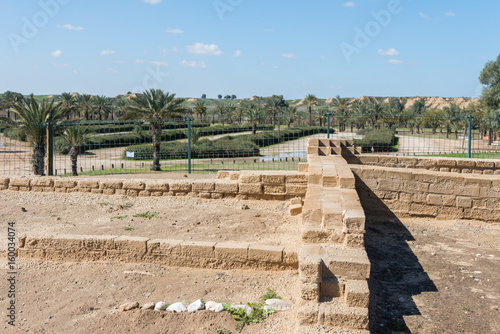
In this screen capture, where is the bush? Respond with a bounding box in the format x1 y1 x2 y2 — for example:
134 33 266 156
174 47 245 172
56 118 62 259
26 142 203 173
354 128 398 152
122 137 259 160
231 126 334 147
3 127 26 141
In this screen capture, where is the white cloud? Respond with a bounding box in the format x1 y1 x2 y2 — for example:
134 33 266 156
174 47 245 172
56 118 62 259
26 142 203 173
57 24 84 31
343 2 355 7
143 0 161 4
187 42 222 55
180 60 207 68
444 11 455 17
107 68 119 73
259 62 265 66
101 50 116 56
377 48 400 56
418 12 432 20
51 50 62 57
273 65 280 69
72 70 78 74
149 60 168 66
166 28 183 34
134 59 145 64
388 59 404 64
233 50 242 57
281 53 297 59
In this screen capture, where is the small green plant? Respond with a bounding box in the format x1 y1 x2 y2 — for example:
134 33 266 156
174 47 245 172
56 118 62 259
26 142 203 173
98 202 111 206
124 227 134 231
215 326 231 334
134 211 159 219
119 202 133 209
261 288 281 302
111 215 127 220
222 302 274 331
462 305 471 312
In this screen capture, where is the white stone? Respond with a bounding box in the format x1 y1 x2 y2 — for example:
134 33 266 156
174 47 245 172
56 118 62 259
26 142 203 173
205 301 224 313
154 301 168 311
265 299 292 311
167 302 187 313
119 301 139 312
187 299 205 312
141 302 155 310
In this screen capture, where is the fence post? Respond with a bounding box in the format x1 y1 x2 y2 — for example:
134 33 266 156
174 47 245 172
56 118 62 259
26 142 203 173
326 113 331 139
467 115 473 159
187 118 191 174
46 122 54 176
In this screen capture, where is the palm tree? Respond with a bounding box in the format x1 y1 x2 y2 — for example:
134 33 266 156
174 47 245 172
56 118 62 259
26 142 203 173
59 92 75 120
76 94 93 120
215 102 226 126
62 125 92 176
225 103 237 124
93 95 111 121
331 96 353 131
265 95 287 128
303 94 318 126
243 103 262 135
9 95 68 175
193 101 207 122
284 106 299 127
367 102 385 129
126 89 187 171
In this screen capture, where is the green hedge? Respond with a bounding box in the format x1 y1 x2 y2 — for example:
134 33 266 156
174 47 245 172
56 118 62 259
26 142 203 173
122 138 259 160
2 128 26 141
74 121 208 135
122 126 332 160
354 128 398 152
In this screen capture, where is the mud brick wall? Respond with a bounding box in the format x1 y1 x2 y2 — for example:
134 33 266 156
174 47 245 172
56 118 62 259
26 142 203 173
346 155 500 175
17 235 298 270
0 170 308 200
351 165 500 223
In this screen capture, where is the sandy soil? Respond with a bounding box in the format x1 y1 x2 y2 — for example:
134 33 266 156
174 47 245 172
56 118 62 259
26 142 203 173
367 217 500 333
0 191 301 251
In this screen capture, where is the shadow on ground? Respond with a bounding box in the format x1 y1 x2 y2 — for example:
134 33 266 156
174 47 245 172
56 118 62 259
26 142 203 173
355 176 438 333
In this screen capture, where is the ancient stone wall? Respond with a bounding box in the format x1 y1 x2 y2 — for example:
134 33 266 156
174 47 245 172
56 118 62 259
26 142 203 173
347 155 500 175
351 165 500 223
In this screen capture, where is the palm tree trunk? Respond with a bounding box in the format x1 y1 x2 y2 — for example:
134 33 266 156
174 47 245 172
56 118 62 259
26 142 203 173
252 122 256 135
69 148 78 176
151 122 161 171
32 141 45 176
309 107 312 126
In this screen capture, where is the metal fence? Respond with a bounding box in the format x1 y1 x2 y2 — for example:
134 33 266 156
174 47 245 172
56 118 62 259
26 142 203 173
0 114 499 177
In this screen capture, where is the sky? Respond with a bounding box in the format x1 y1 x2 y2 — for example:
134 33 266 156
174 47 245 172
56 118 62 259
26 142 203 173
0 0 499 99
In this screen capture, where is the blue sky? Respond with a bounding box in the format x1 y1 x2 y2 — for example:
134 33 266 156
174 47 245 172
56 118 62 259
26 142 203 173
0 0 499 99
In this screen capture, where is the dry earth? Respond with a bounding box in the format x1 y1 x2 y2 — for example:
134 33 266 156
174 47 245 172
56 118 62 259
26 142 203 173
0 185 499 333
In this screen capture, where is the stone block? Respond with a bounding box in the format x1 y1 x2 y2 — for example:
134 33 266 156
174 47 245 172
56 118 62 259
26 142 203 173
344 280 369 308
147 239 182 255
10 178 30 187
263 185 286 195
262 174 285 185
248 244 283 263
100 181 123 190
31 178 54 187
169 181 192 192
122 181 145 191
180 241 216 259
145 182 168 192
54 180 76 188
456 196 473 208
286 185 307 196
214 182 238 194
240 173 261 183
192 181 215 192
215 242 249 262
114 236 149 254
217 171 230 179
290 204 302 216
78 180 99 188
239 183 262 195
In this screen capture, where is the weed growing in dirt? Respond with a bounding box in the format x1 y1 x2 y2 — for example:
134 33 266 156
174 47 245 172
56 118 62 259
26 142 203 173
124 227 134 231
111 215 127 220
222 302 274 331
462 305 471 312
215 326 231 334
134 211 159 219
261 288 281 302
119 202 134 209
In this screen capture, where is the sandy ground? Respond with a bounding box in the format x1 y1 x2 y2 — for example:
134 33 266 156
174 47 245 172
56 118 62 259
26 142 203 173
0 190 301 251
367 217 500 333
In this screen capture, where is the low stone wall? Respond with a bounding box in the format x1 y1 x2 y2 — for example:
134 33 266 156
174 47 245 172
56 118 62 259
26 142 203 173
351 165 500 223
347 155 500 175
18 235 298 270
0 170 308 200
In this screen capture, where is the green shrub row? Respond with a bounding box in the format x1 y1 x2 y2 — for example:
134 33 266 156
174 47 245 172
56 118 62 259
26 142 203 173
67 121 208 134
354 128 398 152
122 138 259 160
226 126 334 147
